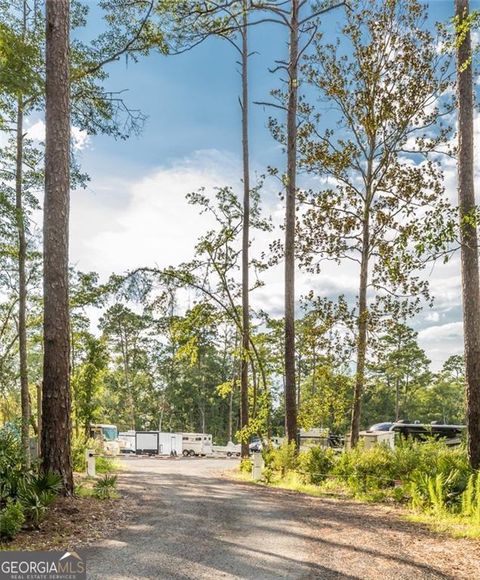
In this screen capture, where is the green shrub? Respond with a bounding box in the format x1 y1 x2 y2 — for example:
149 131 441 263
96 456 118 474
298 446 336 485
272 441 298 477
333 444 396 494
240 458 252 474
94 474 118 499
0 501 25 540
0 430 25 501
262 466 275 484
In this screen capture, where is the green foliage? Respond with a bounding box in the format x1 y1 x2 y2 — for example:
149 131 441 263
17 471 63 527
94 474 118 500
334 444 396 495
239 458 252 474
298 446 336 485
460 472 480 522
0 430 25 501
272 441 298 477
0 501 25 540
96 456 118 474
0 429 62 535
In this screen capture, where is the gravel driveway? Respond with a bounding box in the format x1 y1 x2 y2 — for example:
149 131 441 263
85 457 479 579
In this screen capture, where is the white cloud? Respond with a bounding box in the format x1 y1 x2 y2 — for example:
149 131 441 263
418 322 463 369
70 149 239 276
68 147 468 370
26 120 90 151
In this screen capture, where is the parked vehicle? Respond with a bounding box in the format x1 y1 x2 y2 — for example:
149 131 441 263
181 433 213 456
158 432 182 456
212 441 241 457
135 431 159 455
89 423 120 455
365 421 465 446
131 431 183 456
118 431 136 454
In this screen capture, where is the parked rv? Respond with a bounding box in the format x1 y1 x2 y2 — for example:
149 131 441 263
181 433 213 456
89 423 120 455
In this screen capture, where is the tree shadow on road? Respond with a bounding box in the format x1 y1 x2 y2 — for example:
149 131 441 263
85 466 466 580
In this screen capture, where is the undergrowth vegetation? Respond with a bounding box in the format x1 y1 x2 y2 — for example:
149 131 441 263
256 440 480 538
72 433 119 474
0 430 63 540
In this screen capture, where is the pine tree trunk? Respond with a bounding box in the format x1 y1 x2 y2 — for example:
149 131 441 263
42 0 73 494
350 211 370 447
240 3 250 458
16 98 30 468
284 0 299 444
456 0 480 469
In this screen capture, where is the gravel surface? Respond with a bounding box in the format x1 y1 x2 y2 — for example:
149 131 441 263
85 457 479 579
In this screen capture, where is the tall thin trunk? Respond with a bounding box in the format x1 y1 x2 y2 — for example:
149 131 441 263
228 383 234 442
240 3 250 458
395 378 400 421
16 97 30 468
37 382 42 458
350 210 370 447
284 0 299 444
42 0 73 494
456 0 480 469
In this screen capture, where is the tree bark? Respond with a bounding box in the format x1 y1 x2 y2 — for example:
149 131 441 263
240 2 250 459
350 208 370 447
456 0 480 469
42 0 73 494
284 0 299 444
16 97 30 468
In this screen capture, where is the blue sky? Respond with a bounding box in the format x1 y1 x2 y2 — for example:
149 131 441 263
78 0 459 179
39 0 478 370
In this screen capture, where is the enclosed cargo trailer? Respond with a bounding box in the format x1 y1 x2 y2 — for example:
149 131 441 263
135 431 159 455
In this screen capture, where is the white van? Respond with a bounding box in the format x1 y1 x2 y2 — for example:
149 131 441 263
181 433 213 457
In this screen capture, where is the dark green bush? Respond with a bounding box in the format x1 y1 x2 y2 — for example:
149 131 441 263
0 501 25 540
272 441 298 476
333 444 396 494
298 446 336 485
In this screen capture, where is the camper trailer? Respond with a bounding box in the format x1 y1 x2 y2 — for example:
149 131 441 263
181 433 213 457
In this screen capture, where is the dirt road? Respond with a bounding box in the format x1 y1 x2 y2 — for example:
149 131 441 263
85 457 479 579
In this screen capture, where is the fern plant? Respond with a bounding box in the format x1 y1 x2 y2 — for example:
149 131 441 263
460 472 480 522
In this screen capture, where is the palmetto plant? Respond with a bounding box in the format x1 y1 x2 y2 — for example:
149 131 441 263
93 474 118 499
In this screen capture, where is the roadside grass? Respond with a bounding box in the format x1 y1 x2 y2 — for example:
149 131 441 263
230 440 480 542
406 512 480 539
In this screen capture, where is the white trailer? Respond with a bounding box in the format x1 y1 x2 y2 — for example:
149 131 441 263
181 433 213 457
135 431 159 455
158 432 182 456
118 431 136 454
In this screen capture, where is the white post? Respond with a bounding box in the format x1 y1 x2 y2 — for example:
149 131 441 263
252 452 264 481
86 449 96 477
